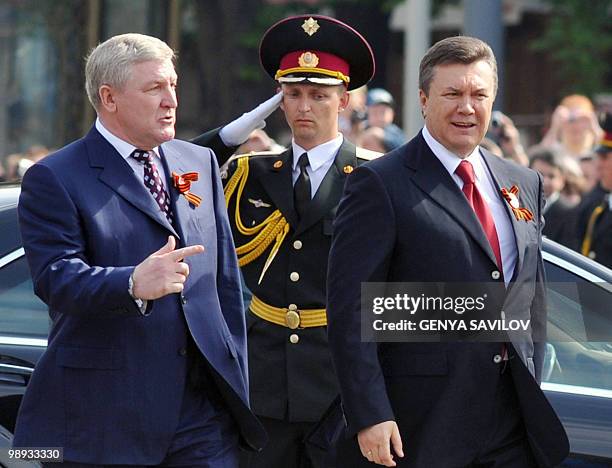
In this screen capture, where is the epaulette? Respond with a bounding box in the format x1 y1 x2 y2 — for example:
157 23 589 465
356 147 384 161
220 150 285 179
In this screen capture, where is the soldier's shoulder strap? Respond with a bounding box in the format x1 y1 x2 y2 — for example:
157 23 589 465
355 146 384 161
220 149 286 179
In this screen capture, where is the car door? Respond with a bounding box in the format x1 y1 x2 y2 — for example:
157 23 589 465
542 239 612 466
0 248 48 434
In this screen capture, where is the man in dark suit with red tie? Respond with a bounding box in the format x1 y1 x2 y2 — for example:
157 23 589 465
327 36 569 467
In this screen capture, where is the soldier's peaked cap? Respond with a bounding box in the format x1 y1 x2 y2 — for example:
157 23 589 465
596 112 612 154
259 15 375 91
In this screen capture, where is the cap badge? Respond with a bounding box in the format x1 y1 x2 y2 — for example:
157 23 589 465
302 17 320 36
298 51 319 68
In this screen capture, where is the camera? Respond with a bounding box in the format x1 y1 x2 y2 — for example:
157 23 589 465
491 111 503 128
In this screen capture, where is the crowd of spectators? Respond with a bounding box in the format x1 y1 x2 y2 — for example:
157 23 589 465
0 145 50 182
481 93 610 268
3 92 610 270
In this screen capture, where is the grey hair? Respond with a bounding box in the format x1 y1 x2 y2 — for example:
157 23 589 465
85 33 176 110
419 36 498 96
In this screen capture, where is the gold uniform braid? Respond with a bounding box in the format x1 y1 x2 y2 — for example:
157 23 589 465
224 157 290 269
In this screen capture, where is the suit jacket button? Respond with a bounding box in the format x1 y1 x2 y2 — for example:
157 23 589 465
293 240 303 250
493 354 502 364
290 272 300 282
289 334 299 344
179 347 188 356
181 295 187 305
491 271 501 280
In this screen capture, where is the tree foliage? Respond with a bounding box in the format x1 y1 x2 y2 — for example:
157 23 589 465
531 0 612 96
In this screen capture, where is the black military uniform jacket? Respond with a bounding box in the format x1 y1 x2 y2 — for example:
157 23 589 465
194 131 380 422
574 185 612 268
542 193 574 247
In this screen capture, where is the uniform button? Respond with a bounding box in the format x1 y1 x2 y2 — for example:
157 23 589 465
588 251 596 259
288 304 298 311
178 347 188 356
290 272 300 282
491 271 501 280
293 240 303 250
493 354 502 364
289 334 299 344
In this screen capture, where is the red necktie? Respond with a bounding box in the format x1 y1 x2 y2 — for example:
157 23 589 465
132 149 174 225
455 160 503 273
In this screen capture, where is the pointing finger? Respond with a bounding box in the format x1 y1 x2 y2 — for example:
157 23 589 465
167 244 205 262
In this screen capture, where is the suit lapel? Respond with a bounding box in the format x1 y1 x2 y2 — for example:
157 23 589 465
481 151 526 273
159 144 192 242
257 149 299 228
407 133 499 267
294 139 356 236
86 127 178 237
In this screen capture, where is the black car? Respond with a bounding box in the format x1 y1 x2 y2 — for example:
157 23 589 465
0 183 611 466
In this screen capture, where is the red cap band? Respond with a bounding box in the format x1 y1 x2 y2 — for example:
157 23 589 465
276 50 350 82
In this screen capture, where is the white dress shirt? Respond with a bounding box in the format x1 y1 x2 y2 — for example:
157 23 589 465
422 125 517 284
291 134 343 198
96 118 169 312
95 118 168 191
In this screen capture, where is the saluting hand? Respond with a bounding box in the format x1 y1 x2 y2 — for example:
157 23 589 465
132 236 204 300
358 420 404 467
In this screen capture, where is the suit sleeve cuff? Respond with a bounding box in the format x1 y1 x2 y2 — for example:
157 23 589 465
128 272 151 316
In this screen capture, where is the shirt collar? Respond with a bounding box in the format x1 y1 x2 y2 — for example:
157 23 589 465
95 118 160 161
422 125 484 182
292 134 344 171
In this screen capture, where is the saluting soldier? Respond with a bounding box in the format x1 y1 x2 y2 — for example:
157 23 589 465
194 14 379 468
575 113 612 268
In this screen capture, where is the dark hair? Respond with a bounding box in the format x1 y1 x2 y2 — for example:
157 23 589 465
528 147 565 171
419 36 497 96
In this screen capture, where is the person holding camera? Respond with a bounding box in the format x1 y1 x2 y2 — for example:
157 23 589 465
540 94 603 160
489 110 529 166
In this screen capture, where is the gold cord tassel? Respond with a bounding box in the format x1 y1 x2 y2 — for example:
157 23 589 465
224 157 291 273
581 202 606 256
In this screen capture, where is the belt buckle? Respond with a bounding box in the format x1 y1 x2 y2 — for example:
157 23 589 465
285 310 300 329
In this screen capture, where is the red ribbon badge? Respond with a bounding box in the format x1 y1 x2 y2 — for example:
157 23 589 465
500 185 533 221
172 171 202 207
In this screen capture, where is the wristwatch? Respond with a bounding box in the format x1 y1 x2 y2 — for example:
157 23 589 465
128 273 145 310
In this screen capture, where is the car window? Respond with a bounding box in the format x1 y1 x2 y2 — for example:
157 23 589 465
544 261 612 391
0 256 48 339
0 205 22 258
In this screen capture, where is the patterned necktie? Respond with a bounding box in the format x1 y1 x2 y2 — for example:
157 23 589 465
455 160 503 272
131 149 174 225
294 152 311 220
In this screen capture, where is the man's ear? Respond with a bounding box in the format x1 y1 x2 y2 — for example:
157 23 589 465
339 88 350 112
419 89 428 118
277 86 285 112
99 85 117 113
